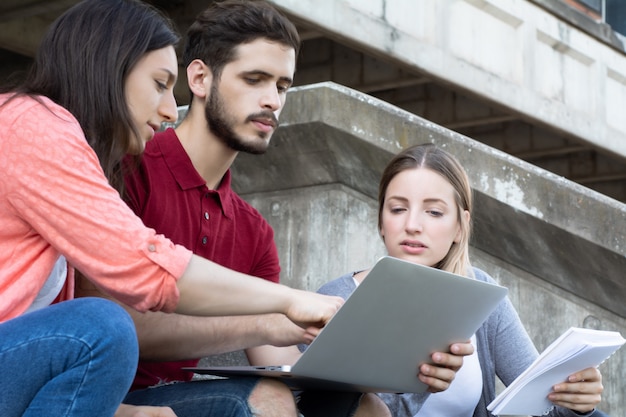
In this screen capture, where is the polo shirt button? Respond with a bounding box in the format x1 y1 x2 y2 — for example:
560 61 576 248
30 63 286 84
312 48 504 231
201 236 208 245
148 244 156 252
204 212 209 220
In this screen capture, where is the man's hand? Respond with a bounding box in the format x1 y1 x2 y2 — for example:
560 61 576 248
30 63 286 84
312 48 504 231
548 367 603 413
418 341 475 393
115 404 177 417
259 313 317 346
283 289 343 333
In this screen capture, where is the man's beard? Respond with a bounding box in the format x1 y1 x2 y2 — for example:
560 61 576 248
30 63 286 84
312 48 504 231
204 83 278 155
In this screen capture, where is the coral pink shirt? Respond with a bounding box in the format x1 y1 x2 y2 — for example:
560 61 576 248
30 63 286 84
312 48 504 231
0 94 192 322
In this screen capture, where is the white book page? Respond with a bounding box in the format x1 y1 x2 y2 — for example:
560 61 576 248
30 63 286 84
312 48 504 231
487 327 625 416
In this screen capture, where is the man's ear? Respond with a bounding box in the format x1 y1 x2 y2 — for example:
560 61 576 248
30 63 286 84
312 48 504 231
186 59 212 99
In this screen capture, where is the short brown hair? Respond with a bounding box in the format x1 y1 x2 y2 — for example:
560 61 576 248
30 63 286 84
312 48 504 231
183 0 300 83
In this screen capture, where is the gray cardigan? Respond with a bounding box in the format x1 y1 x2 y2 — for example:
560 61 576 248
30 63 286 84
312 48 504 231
317 268 601 417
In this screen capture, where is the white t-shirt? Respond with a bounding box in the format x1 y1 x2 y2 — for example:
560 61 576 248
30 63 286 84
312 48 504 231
415 334 482 417
26 255 67 313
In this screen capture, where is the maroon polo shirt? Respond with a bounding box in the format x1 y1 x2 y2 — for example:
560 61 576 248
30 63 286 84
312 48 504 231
124 128 280 391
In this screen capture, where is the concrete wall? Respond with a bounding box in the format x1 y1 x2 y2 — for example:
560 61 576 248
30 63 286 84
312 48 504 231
280 31 626 203
264 0 626 204
269 0 626 161
218 83 625 415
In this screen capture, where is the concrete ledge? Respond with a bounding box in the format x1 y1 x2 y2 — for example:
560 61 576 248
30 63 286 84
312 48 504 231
230 82 626 319
270 0 626 163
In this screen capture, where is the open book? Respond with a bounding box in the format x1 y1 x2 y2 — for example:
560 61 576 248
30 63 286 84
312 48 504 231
487 327 625 416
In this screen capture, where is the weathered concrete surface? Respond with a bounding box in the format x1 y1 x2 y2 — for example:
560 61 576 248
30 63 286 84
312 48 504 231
269 0 626 161
232 82 626 320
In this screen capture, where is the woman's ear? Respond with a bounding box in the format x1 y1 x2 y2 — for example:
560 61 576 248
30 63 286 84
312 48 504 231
454 209 470 243
186 59 212 99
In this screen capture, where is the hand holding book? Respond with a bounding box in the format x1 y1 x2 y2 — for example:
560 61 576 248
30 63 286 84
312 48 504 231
548 365 603 414
487 327 625 416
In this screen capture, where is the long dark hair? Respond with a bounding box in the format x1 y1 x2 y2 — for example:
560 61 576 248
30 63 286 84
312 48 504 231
183 0 300 104
2 0 179 194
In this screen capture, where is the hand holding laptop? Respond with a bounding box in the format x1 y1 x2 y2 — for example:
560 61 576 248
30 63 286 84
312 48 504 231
419 341 475 393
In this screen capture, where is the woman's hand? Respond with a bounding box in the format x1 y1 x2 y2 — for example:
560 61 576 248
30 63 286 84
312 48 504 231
115 404 177 417
548 367 603 413
418 341 475 393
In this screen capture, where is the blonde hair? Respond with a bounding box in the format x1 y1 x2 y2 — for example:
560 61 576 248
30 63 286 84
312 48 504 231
377 143 473 276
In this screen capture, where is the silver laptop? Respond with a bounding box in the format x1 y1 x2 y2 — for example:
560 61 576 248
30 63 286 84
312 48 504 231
185 256 508 393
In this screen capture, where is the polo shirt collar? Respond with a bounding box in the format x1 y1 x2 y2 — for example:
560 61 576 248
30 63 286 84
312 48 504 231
155 128 235 218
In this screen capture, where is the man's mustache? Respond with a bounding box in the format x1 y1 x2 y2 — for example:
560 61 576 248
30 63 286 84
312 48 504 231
246 111 279 129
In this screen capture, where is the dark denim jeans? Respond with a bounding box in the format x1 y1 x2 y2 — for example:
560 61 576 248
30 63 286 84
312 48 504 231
124 377 261 417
